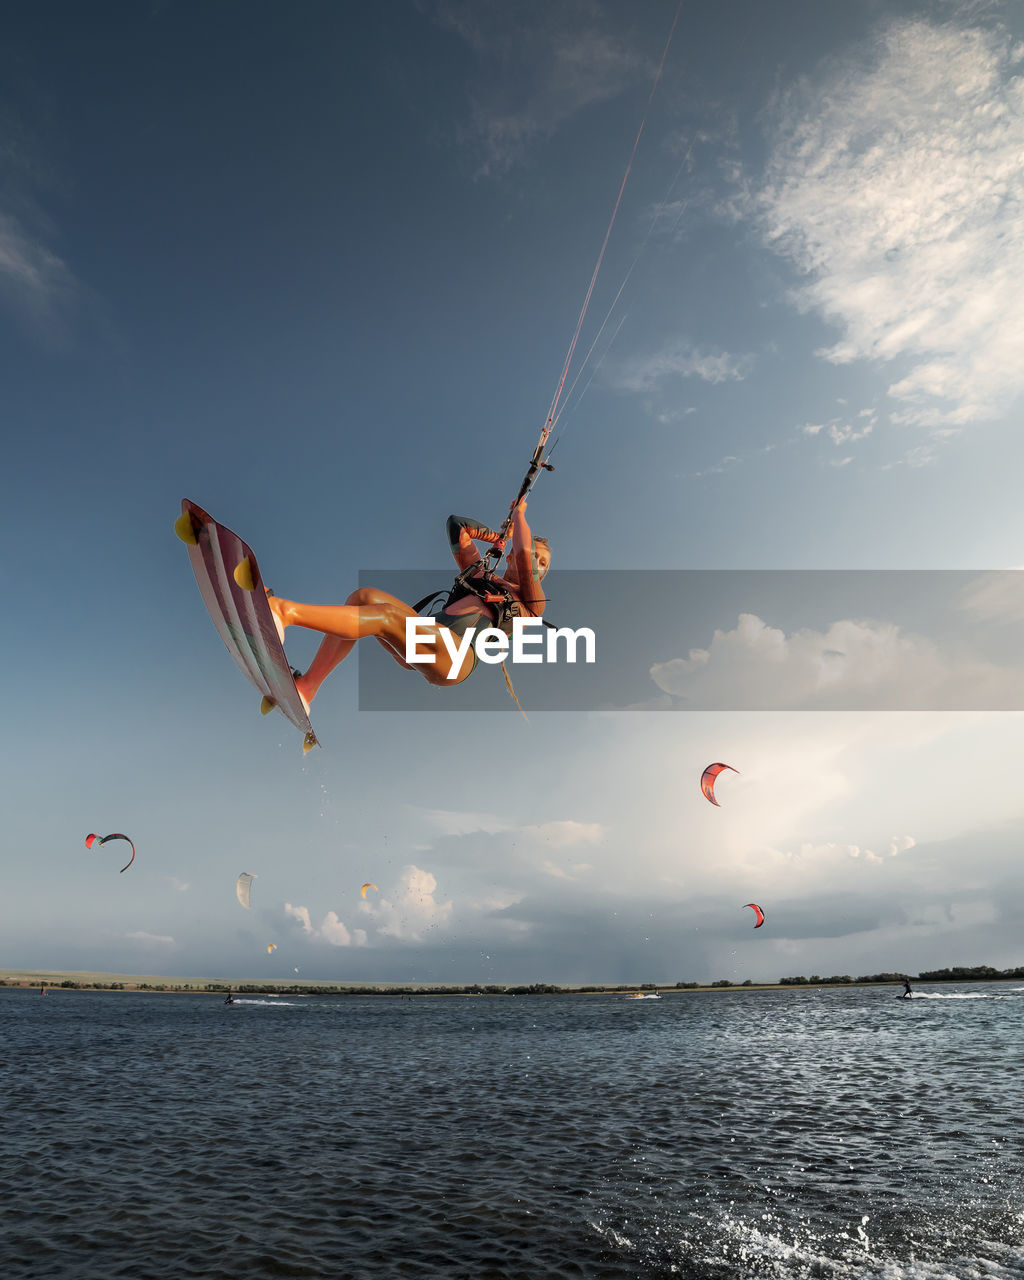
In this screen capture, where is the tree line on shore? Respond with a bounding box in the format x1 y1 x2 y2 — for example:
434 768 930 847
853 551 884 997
3 963 1022 995
778 965 1024 985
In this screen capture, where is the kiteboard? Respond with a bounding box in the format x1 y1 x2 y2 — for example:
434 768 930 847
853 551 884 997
175 499 319 753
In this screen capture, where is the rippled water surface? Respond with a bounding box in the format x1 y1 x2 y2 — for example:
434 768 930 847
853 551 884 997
2 984 1022 1278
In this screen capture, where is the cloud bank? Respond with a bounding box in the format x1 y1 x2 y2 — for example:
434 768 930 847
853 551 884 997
755 18 1024 429
649 611 1024 709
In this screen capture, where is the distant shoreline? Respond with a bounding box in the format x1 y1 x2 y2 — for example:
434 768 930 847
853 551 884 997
0 968 795 995
3 967 1019 996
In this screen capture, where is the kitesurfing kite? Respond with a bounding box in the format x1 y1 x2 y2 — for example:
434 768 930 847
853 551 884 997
85 832 136 873
266 943 277 954
236 872 257 910
701 763 738 807
360 882 378 899
743 903 765 929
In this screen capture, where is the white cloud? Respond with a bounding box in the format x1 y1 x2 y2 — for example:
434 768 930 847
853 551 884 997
373 865 453 941
542 859 594 880
755 18 1024 429
773 835 915 870
473 887 525 912
416 807 512 837
284 903 312 933
320 912 366 947
0 212 76 333
284 901 368 948
689 442 776 479
124 931 175 945
828 420 874 445
649 611 1024 709
958 571 1024 622
614 339 754 392
521 819 605 847
164 877 189 892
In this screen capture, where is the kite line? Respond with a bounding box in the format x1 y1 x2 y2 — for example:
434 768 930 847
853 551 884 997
484 0 684 569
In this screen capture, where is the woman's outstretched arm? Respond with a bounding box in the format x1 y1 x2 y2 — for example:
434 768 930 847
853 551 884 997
508 499 545 615
446 515 505 571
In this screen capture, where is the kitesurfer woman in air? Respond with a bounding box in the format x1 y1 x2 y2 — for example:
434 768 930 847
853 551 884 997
266 499 549 706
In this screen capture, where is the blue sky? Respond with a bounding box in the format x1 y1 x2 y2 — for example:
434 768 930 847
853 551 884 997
4 0 1024 985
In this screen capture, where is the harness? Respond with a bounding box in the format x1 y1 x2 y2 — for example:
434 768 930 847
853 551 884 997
413 561 553 720
412 562 531 637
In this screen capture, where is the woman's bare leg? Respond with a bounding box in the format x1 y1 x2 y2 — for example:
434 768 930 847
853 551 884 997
267 587 468 699
295 634 356 702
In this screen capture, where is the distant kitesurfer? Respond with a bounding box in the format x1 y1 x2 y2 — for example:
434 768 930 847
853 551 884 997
224 990 235 1005
266 499 549 704
902 979 913 998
